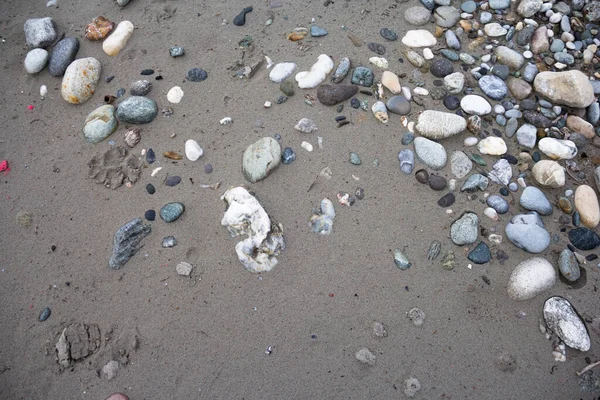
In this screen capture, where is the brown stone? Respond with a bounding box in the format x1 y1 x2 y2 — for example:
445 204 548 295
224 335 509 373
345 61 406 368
85 16 114 41
507 77 532 100
530 27 549 54
567 115 595 139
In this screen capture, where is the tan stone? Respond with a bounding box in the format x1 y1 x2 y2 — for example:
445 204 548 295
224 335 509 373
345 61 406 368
507 77 532 100
575 185 600 228
531 160 565 188
567 115 595 139
381 71 401 94
534 70 595 108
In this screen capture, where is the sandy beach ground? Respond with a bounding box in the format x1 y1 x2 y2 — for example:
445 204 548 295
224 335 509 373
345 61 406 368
1 0 599 398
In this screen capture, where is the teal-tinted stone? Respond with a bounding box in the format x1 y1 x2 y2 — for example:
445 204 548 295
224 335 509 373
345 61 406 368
83 104 118 143
351 66 374 87
310 26 328 37
467 241 491 264
160 202 185 223
350 152 362 165
440 49 460 61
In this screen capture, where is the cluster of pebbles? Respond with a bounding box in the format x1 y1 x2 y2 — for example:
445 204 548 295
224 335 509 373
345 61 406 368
18 0 600 395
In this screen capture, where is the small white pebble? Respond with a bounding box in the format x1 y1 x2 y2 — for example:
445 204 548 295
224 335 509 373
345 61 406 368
220 117 233 125
401 86 412 101
484 44 493 50
565 41 576 50
151 167 162 177
301 141 313 152
523 50 533 59
413 87 429 96
547 30 554 38
523 18 538 27
565 189 574 197
317 136 323 148
446 209 453 214
540 3 552 12
517 177 527 188
407 121 415 133
264 101 272 108
481 54 491 63
464 136 478 146
40 85 47 99
423 48 434 60
554 62 567 69
461 12 473 19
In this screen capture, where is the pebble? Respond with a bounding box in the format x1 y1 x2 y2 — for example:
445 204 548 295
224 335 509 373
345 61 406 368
414 137 447 170
445 30 461 50
310 26 328 37
460 95 491 115
24 17 58 48
282 147 296 164
438 192 455 207
495 46 525 70
415 110 466 139
350 66 374 87
478 75 507 101
146 148 156 164
405 377 422 398
537 138 577 160
543 296 590 351
404 7 432 25
450 151 472 179
24 48 49 74
316 84 358 106
464 137 478 146
176 262 193 276
520 186 553 216
398 149 414 174
109 218 151 269
146 184 155 195
566 115 595 139
144 210 156 221
367 42 386 55
402 30 437 47
387 96 411 115
444 72 465 94
477 136 507 155
270 63 297 83
484 22 507 37
380 28 398 41
83 105 118 144
48 37 79 77
116 96 158 124
242 137 281 183
381 71 402 94
574 185 600 228
103 21 134 56
294 118 318 133
280 81 295 96
169 46 185 57
443 95 460 110
569 227 600 250
160 202 185 223
450 212 479 245
61 57 101 104
428 174 447 190
515 124 537 149
105 394 129 400
130 80 152 96
487 195 509 214
534 70 595 108
204 164 213 174
488 159 512 185
531 160 565 188
430 59 454 77
233 6 253 26
39 307 51 322
461 173 489 192
434 6 460 28
415 169 429 184
558 249 581 282
331 58 351 84
167 86 184 104
165 176 181 187
296 54 334 88
186 68 208 82
468 242 491 264
507 257 556 300
355 348 376 366
394 248 412 270
505 212 551 253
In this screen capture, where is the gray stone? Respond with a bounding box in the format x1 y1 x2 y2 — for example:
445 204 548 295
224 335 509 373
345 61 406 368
444 72 465 94
468 241 491 264
480 11 493 23
430 59 454 77
550 39 565 53
242 137 282 183
169 46 184 57
387 96 411 115
543 296 590 351
351 66 374 87
116 96 158 124
445 30 460 50
489 0 510 9
415 110 466 139
310 26 328 37
83 105 118 144
534 70 595 108
558 249 581 281
488 159 512 185
434 6 460 28
398 149 415 174
461 173 489 192
495 46 525 70
491 64 510 80
450 212 479 245
450 151 472 178
517 25 535 46
505 212 551 253
130 80 152 96
109 218 151 269
479 75 508 100
505 117 518 137
160 202 185 223
24 48 49 74
461 0 477 11
413 137 447 170
587 101 600 125
517 0 543 17
24 17 58 49
554 52 575 65
522 63 538 82
516 123 537 148
48 37 79 77
61 57 101 104
520 186 553 215
405 6 431 25
487 195 509 214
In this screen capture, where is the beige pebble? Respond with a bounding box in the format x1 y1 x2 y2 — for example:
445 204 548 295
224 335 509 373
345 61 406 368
531 160 565 188
574 185 600 228
103 21 134 56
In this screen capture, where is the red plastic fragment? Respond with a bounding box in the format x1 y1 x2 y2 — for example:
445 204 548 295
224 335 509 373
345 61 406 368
0 160 9 175
28 105 34 110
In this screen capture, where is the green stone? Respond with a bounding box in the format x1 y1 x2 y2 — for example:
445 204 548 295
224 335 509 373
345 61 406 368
350 66 374 87
349 152 361 165
83 105 118 144
440 49 460 61
441 251 456 270
280 80 295 96
242 137 282 183
160 202 185 223
469 153 487 166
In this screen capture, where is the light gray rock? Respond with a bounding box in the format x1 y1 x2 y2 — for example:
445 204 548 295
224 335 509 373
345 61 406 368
109 218 151 269
116 96 158 124
488 159 512 185
83 105 118 144
444 72 465 94
505 212 551 253
356 348 376 365
434 6 460 28
543 296 590 351
445 30 460 50
558 249 581 281
24 17 58 49
519 186 553 215
534 71 595 108
415 110 466 139
479 75 508 100
487 195 510 214
460 173 489 192
413 137 447 170
517 0 543 17
450 151 472 179
507 257 556 300
404 6 431 25
495 46 525 70
242 137 282 183
48 37 80 77
516 123 537 148
61 57 101 104
24 48 49 74
450 212 479 245
523 63 538 82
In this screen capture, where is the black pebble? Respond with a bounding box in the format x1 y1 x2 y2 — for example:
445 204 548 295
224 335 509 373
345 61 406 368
165 176 182 187
155 75 163 80
350 98 360 109
204 164 213 174
186 68 208 82
355 187 365 199
443 95 460 110
415 169 429 184
335 116 347 122
39 307 51 322
532 151 541 162
146 183 156 194
501 154 518 164
367 42 386 55
146 148 156 164
233 6 253 26
105 75 115 83
437 192 455 207
336 104 344 113
587 254 598 261
145 210 156 221
499 187 509 196
141 69 155 75
277 95 288 104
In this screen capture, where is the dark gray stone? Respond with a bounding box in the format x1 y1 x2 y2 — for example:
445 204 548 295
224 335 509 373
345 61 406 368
109 218 151 269
569 227 600 250
317 84 358 105
430 59 454 77
233 6 253 26
380 28 398 41
48 37 79 77
186 68 208 82
487 194 509 214
387 95 411 115
467 241 491 264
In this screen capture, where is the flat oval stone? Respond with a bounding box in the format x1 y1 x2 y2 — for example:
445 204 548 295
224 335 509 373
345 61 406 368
83 105 118 143
39 307 51 322
569 227 600 250
61 57 101 104
416 110 466 138
543 296 590 351
48 37 80 77
428 174 447 190
487 194 509 214
116 96 158 124
414 137 447 170
574 185 600 228
387 95 411 115
317 84 358 106
415 169 429 184
186 68 208 82
438 192 455 207
160 202 185 223
520 186 553 215
508 257 556 300
242 137 282 183
558 249 581 281
443 95 460 110
146 183 155 194
380 28 398 41
165 176 181 187
430 59 454 77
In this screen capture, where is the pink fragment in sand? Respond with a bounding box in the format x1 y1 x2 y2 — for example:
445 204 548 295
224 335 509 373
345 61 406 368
0 160 10 175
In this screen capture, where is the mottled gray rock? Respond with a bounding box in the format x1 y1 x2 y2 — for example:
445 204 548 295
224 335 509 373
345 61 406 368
387 96 411 115
523 63 538 82
558 249 581 282
24 48 49 74
404 6 432 25
109 218 151 269
487 195 509 214
116 96 158 124
24 17 58 49
505 212 551 253
507 257 556 300
495 46 525 70
543 296 590 351
517 0 543 17
488 159 512 185
130 80 152 96
520 186 553 215
413 137 447 170
450 212 479 245
434 6 460 28
450 151 472 179
516 123 537 148
398 149 415 174
415 110 466 139
461 173 489 192
48 37 79 77
242 137 282 183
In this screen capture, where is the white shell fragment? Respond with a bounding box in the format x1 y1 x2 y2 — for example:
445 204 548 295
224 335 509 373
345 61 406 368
184 139 203 161
269 62 296 82
294 118 318 133
295 54 334 89
220 117 233 125
310 198 336 234
167 86 184 104
221 187 285 273
40 85 48 99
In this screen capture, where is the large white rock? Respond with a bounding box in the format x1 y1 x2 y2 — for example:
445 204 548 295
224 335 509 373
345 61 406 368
103 20 134 56
575 185 600 229
401 30 437 47
532 160 565 188
269 62 296 83
534 70 595 108
61 57 101 104
185 139 203 161
295 54 334 89
543 297 591 351
460 95 492 115
415 110 467 139
507 257 556 300
538 137 577 160
477 136 507 155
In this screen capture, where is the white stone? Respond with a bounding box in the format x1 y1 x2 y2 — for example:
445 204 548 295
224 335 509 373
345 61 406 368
167 86 184 104
484 207 499 221
532 160 565 188
507 257 556 300
176 261 193 276
484 22 508 36
477 136 507 155
381 71 402 94
103 20 134 56
269 62 296 82
24 48 49 74
415 110 467 139
61 57 101 104
301 141 313 152
185 139 203 161
516 123 537 149
369 57 388 69
401 30 437 47
444 72 465 94
543 296 591 351
463 136 478 146
402 86 412 101
413 87 429 96
538 137 577 160
423 48 434 60
295 54 334 89
460 94 492 115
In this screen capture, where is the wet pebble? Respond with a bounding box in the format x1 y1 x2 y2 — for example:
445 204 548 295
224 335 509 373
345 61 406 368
39 307 51 322
415 169 429 184
467 242 491 264
144 209 156 221
146 183 155 195
160 202 185 223
282 147 296 164
162 236 178 248
428 174 447 190
165 176 181 187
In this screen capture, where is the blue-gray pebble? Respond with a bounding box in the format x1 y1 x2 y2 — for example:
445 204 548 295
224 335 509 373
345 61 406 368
160 202 185 223
48 37 80 77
